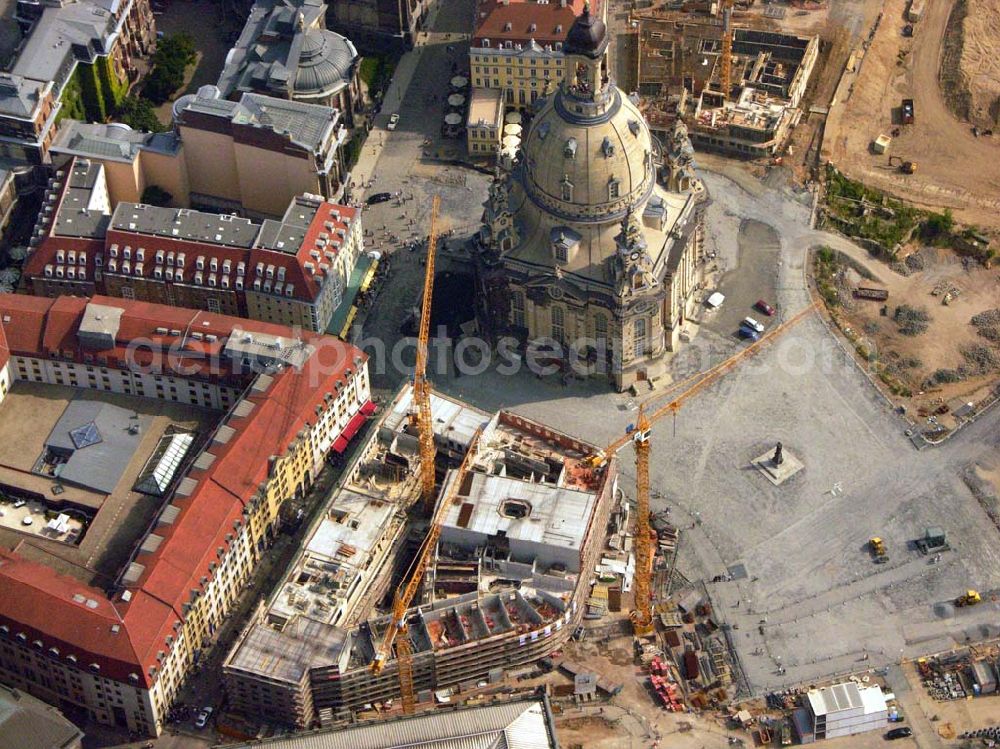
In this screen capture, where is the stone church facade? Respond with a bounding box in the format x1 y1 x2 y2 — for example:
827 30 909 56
475 4 708 391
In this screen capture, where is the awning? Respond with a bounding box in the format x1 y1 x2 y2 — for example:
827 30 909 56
338 306 357 339
358 259 379 294
360 400 377 416
332 436 349 453
341 411 367 441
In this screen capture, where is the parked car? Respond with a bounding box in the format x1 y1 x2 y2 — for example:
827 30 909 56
366 192 392 205
755 299 775 316
885 727 912 740
742 316 765 333
194 706 214 729
738 326 760 342
387 113 400 130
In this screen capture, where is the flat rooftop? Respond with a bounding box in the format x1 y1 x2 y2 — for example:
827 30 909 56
110 203 262 248
225 615 348 687
381 389 490 450
0 381 218 587
440 472 597 553
52 159 111 239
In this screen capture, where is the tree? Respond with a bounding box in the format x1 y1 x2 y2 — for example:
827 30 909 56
118 96 165 133
141 185 173 207
143 33 198 104
922 209 954 241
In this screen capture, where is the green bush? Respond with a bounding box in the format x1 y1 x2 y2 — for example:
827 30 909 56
921 209 954 243
118 96 166 132
144 33 197 104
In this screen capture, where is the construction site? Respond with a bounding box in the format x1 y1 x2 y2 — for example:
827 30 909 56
631 2 819 159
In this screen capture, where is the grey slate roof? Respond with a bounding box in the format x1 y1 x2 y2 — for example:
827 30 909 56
0 683 83 749
53 159 112 239
110 203 262 248
51 121 181 164
0 73 46 120
43 399 151 495
217 0 357 100
175 86 338 153
217 697 559 749
11 0 120 93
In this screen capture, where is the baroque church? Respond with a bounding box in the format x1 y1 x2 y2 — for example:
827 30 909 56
475 3 708 391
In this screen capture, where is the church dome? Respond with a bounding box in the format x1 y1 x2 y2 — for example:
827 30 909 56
519 86 655 223
293 29 357 96
564 4 607 59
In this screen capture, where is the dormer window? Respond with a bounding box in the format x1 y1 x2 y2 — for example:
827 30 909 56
602 136 615 157
564 137 577 159
561 177 573 202
608 178 621 200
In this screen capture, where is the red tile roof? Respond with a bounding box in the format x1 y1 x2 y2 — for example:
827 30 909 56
0 294 369 689
23 158 362 308
473 0 592 46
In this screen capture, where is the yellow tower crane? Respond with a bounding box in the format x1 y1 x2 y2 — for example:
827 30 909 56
370 429 483 713
720 0 734 99
413 195 441 513
590 304 816 634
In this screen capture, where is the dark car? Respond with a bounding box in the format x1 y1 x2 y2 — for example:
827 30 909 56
738 325 760 342
755 299 776 316
366 192 392 205
885 727 912 740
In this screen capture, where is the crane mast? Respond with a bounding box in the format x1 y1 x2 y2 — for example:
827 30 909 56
630 407 654 636
720 0 734 99
414 195 441 512
370 429 483 713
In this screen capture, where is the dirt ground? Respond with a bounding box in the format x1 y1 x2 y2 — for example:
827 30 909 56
941 0 1000 129
824 242 1000 418
824 0 1000 229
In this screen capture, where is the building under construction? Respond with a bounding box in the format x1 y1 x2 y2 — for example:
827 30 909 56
223 385 619 728
636 7 818 157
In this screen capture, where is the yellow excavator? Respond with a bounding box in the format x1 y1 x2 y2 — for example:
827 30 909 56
955 590 982 607
869 537 888 564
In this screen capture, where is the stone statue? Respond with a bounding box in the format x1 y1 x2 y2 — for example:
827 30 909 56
772 442 783 466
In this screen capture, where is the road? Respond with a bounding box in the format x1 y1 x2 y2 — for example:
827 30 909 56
826 0 1000 228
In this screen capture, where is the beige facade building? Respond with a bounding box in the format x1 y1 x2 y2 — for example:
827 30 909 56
476 7 706 391
469 0 591 111
50 86 348 219
0 294 371 738
466 87 505 157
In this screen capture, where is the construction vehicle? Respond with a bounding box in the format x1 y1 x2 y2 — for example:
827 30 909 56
368 194 444 714
888 156 917 174
901 98 915 124
586 303 817 636
869 537 888 564
955 590 982 607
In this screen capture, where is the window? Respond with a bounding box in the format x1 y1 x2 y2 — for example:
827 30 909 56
633 318 647 359
552 305 565 344
554 241 567 263
511 290 525 328
609 178 620 200
561 177 573 202
594 312 608 343
121 286 135 300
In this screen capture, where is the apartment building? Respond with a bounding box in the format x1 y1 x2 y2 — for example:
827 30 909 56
0 0 155 162
0 293 372 737
49 86 349 218
469 0 591 111
22 158 365 332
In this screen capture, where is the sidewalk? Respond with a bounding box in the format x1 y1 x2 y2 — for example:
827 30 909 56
350 0 456 193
